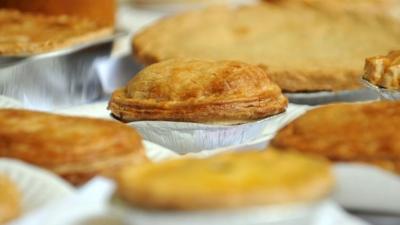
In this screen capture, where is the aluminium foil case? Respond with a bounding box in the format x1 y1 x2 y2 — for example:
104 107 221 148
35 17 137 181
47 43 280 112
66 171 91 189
0 31 127 110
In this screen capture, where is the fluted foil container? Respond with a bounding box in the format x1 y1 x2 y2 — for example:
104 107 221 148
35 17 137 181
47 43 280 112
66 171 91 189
0 31 127 110
361 78 400 100
127 113 286 154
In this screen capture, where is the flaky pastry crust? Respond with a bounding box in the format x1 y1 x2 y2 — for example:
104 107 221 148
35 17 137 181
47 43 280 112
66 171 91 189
0 0 116 26
364 50 400 89
0 109 148 185
0 174 20 224
132 4 400 92
264 0 400 18
115 149 333 210
0 9 113 56
108 59 288 123
271 101 400 174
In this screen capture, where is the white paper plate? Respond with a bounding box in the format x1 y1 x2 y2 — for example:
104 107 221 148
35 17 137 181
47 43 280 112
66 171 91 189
0 159 75 213
143 140 178 162
0 95 23 108
333 164 400 215
112 196 326 225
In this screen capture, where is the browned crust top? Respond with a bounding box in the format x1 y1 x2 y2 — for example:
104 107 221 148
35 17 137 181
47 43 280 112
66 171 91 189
0 9 113 56
271 101 400 174
108 59 288 123
132 4 400 92
0 109 148 184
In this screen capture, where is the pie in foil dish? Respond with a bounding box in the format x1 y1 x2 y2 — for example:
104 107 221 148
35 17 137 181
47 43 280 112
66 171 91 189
132 3 400 92
108 59 288 124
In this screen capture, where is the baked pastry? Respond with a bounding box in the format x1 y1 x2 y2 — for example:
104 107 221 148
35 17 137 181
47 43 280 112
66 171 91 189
132 4 400 92
0 109 148 185
364 50 400 89
264 0 400 19
271 101 400 174
0 173 20 224
0 0 116 26
115 149 333 210
108 59 288 123
0 9 113 56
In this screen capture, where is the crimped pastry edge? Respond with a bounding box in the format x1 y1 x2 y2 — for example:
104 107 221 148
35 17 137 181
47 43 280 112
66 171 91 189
108 88 288 123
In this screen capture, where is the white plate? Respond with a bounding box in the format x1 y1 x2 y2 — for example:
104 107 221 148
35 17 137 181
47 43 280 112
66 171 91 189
0 95 23 108
112 198 326 225
143 140 178 162
0 159 74 213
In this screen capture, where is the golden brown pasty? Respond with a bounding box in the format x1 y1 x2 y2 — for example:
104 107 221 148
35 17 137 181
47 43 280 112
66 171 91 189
0 0 116 26
132 4 400 92
0 173 20 224
115 149 333 210
364 50 400 89
271 101 400 174
0 9 113 56
108 59 288 123
0 109 148 185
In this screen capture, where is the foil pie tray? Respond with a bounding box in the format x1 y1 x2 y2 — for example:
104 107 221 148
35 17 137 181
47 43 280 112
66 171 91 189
286 88 379 105
0 30 127 110
362 78 400 100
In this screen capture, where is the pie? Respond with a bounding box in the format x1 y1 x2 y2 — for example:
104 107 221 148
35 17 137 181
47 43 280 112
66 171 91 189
0 0 116 26
132 4 400 92
271 101 400 174
115 149 333 210
264 0 400 19
0 9 113 56
364 50 400 89
0 109 148 185
108 59 288 123
0 173 20 224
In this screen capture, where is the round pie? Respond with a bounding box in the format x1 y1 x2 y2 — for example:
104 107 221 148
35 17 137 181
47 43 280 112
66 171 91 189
108 59 288 123
0 109 148 185
271 101 400 174
265 0 400 18
0 9 113 56
132 4 400 92
115 149 333 210
0 0 116 26
0 173 20 224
